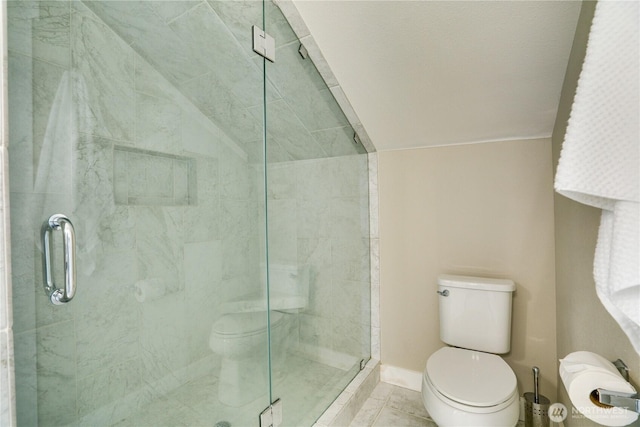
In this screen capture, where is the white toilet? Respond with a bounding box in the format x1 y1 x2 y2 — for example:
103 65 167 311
422 274 520 427
209 264 309 407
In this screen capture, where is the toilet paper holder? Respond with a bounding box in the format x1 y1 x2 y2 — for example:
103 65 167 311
595 389 640 414
592 359 639 414
612 359 630 381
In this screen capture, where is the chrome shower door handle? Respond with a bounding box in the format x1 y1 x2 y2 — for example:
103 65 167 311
42 214 77 305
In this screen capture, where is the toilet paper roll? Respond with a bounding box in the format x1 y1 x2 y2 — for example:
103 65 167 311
559 351 638 427
134 278 167 303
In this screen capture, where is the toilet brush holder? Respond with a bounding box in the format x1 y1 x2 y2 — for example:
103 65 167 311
524 392 550 427
524 366 550 427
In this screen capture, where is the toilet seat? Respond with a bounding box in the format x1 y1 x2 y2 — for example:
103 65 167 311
212 311 285 338
426 347 517 410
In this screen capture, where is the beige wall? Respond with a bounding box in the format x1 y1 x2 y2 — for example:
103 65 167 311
378 138 558 399
553 2 640 425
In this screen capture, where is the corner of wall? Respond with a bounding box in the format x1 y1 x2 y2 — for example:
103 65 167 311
552 0 595 376
551 1 597 167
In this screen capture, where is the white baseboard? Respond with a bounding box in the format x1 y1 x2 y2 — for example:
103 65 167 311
380 364 423 392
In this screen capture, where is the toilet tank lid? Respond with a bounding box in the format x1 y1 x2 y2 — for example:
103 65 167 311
438 274 515 292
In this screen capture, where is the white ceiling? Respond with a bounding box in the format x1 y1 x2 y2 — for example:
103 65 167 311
292 0 583 151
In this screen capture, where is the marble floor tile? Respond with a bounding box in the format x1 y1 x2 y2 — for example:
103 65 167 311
372 407 436 427
349 397 386 427
350 382 528 427
350 383 435 427
386 385 431 419
368 382 395 401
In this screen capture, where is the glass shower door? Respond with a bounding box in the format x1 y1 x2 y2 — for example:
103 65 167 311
262 3 372 426
7 1 271 425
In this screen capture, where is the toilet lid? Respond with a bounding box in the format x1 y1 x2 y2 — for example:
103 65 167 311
213 311 284 336
426 347 517 407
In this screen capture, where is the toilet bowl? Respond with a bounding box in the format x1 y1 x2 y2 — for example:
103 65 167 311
209 265 309 407
210 311 289 407
422 347 520 427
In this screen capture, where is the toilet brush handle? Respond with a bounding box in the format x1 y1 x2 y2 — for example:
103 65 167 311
533 366 540 404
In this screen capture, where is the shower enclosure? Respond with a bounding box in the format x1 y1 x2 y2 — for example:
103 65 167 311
5 1 371 425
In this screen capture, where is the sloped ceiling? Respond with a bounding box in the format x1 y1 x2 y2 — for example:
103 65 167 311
292 0 582 151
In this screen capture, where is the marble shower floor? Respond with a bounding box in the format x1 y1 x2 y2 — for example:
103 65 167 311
112 351 355 427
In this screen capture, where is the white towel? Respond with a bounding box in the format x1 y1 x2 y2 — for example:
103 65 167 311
555 0 640 353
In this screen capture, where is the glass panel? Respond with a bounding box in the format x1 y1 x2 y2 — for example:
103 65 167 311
263 3 372 426
7 1 271 425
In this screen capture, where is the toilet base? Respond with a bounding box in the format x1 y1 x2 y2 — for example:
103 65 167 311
422 371 520 427
213 312 296 407
218 353 269 407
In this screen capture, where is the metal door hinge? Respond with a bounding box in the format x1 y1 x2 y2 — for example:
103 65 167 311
252 26 275 63
259 398 282 427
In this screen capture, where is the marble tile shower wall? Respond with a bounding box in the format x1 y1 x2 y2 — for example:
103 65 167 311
267 155 371 361
83 0 365 164
7 1 261 424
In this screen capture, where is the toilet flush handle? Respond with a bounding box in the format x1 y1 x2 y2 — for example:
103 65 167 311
437 289 449 297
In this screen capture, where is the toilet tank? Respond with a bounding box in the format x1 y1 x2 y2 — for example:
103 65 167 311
438 274 515 354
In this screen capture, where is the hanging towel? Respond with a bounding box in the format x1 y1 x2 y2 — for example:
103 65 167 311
555 0 640 353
